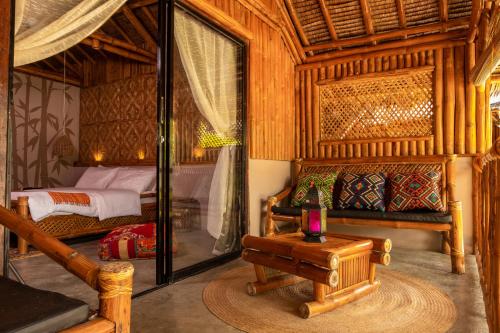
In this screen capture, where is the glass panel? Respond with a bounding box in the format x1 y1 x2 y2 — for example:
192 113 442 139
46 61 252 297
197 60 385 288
171 8 244 271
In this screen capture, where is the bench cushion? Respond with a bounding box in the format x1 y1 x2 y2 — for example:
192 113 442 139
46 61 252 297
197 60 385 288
271 206 452 224
0 276 89 333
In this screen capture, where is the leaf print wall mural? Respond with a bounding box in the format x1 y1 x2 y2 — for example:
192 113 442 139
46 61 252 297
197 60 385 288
11 73 80 190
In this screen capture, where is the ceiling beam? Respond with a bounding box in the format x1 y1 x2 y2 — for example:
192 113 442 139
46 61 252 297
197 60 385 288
395 0 407 29
66 49 82 68
81 38 156 65
42 60 58 72
54 54 81 78
298 39 464 70
122 5 157 50
109 17 134 44
141 7 158 32
275 0 306 62
467 0 482 42
75 45 96 64
359 0 375 41
304 30 466 63
318 0 339 42
284 0 313 56
303 17 469 52
440 0 449 26
128 0 157 9
91 32 156 58
16 66 81 86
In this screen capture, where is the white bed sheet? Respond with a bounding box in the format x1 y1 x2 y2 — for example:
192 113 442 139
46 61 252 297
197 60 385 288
11 188 142 222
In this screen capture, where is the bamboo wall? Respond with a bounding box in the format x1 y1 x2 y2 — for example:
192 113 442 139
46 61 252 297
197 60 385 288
296 43 488 159
183 0 297 161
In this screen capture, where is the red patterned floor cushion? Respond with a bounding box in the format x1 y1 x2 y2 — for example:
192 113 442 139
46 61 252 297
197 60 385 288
98 223 178 260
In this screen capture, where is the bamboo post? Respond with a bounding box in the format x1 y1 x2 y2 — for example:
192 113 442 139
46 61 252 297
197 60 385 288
454 45 466 154
466 42 477 154
16 196 30 255
449 201 465 274
434 48 444 154
444 47 455 154
98 262 134 333
477 84 486 153
442 231 451 255
266 197 278 236
485 78 492 149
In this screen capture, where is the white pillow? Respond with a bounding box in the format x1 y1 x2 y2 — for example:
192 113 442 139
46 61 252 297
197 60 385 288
75 167 119 189
107 168 156 194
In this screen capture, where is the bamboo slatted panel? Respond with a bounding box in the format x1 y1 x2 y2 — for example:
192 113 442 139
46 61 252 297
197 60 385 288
184 0 296 161
296 45 482 158
472 138 500 333
318 67 434 143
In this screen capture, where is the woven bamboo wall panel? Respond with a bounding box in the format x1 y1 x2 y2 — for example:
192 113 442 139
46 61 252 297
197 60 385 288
296 45 479 158
319 70 434 141
79 74 157 164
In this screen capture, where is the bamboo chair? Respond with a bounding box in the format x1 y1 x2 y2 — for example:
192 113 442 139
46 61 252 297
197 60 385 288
0 204 133 333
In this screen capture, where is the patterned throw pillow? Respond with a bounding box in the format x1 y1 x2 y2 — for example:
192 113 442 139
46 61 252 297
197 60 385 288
388 171 444 212
337 173 386 211
291 172 337 209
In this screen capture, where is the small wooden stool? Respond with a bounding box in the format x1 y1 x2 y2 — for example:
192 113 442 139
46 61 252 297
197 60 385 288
242 232 391 318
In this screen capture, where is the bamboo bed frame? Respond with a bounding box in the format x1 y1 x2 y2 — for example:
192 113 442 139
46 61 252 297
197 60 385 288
266 155 465 274
12 194 157 255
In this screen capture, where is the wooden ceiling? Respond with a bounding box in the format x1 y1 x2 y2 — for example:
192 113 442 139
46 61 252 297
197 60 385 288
16 0 158 87
284 0 472 62
16 0 476 85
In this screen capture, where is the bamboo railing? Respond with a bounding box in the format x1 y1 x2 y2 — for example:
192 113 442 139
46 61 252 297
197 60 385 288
0 205 133 333
473 137 500 333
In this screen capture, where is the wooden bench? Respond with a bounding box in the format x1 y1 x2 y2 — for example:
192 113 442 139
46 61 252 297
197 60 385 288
266 155 465 274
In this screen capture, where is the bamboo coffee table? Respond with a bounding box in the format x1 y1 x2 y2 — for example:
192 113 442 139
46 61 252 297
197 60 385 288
241 232 392 318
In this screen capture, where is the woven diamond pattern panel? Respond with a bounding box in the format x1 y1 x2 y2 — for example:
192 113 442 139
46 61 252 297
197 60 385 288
79 74 157 163
319 70 434 141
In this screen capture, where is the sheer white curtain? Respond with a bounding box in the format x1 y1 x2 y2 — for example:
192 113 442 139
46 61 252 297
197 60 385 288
174 9 239 250
14 0 126 67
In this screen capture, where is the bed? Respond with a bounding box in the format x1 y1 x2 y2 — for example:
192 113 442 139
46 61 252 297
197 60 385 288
11 166 157 254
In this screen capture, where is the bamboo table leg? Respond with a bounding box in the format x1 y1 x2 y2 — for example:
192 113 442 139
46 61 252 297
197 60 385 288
247 265 304 296
299 280 381 319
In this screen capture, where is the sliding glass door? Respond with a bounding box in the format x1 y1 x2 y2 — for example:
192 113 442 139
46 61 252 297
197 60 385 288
157 1 246 284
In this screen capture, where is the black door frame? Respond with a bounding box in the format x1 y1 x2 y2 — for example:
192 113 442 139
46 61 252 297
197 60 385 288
154 0 247 287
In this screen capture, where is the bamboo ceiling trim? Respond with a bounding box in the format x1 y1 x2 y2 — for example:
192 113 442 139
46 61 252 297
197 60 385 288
319 69 434 142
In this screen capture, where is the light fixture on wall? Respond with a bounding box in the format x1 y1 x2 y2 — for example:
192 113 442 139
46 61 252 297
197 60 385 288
137 149 146 160
52 51 76 159
93 151 104 162
193 146 205 159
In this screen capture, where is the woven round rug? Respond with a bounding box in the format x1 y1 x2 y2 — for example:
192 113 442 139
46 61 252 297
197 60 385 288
203 266 456 333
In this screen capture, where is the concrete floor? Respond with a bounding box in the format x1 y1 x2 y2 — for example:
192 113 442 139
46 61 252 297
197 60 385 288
10 248 488 333
11 229 217 296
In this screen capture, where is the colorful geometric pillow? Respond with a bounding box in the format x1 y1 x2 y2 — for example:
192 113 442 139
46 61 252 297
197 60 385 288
337 173 386 211
98 223 177 260
388 171 444 212
291 171 337 209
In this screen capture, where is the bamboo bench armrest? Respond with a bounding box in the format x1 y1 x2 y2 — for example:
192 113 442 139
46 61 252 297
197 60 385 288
268 186 294 205
0 203 101 289
60 318 115 333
